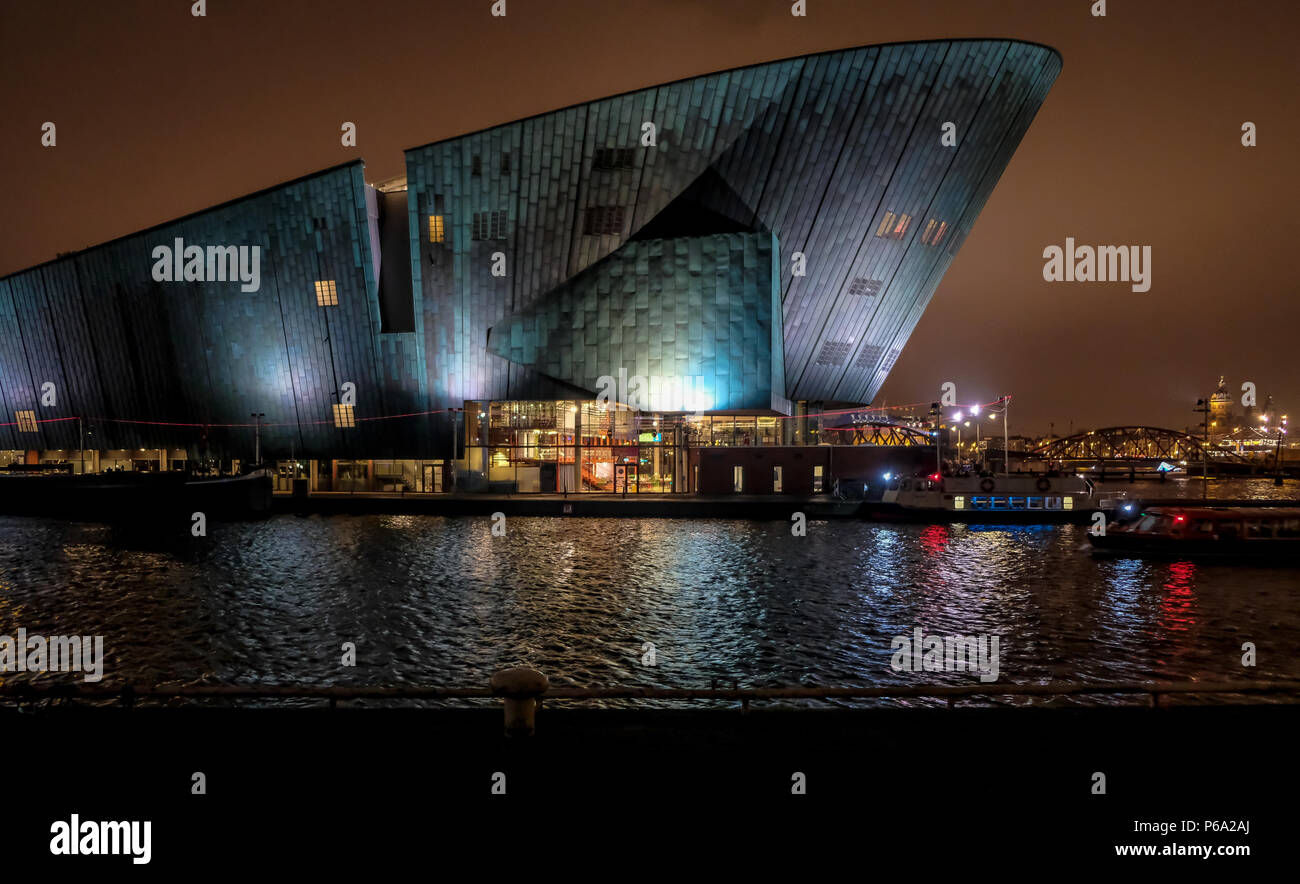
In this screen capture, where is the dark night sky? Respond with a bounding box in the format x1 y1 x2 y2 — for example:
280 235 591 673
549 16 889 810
2 0 1295 433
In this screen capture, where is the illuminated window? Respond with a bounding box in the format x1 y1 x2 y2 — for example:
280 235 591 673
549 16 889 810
314 280 338 306
332 404 355 428
428 215 445 243
921 219 949 246
876 211 911 239
16 410 37 433
583 206 625 236
812 464 825 493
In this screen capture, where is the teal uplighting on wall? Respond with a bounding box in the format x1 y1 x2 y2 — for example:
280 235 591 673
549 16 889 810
486 232 784 412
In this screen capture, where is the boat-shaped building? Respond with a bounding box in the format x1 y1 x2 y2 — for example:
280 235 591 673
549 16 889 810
0 39 1060 491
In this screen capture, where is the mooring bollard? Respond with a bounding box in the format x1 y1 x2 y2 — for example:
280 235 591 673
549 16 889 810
490 668 548 736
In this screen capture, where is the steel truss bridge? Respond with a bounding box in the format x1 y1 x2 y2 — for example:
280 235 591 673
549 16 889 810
823 422 933 447
1030 426 1252 465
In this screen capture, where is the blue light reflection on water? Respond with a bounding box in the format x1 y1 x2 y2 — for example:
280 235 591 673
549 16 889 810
0 506 1297 706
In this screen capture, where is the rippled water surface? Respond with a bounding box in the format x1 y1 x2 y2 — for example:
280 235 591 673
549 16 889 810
2 478 1298 704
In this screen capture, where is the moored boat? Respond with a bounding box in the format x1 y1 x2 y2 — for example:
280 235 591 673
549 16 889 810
1089 506 1300 560
873 471 1100 522
0 468 273 523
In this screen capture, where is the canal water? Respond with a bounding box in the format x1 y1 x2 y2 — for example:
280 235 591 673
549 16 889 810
1 478 1298 705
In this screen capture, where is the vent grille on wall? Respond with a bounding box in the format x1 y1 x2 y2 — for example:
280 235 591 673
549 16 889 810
846 277 882 297
815 340 853 366
854 344 885 370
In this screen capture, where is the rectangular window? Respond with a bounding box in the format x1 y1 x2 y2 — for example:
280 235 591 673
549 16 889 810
921 219 949 246
332 404 355 428
812 464 824 493
500 153 511 174
732 465 744 493
953 495 964 510
1246 520 1271 538
593 147 636 170
876 211 911 239
472 210 508 241
16 410 38 433
314 280 338 306
772 465 783 493
428 215 445 243
583 205 625 236
471 155 482 177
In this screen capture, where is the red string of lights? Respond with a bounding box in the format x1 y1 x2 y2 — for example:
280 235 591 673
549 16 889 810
7 397 1011 429
5 409 454 429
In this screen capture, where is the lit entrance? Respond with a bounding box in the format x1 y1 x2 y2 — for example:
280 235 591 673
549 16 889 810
423 464 443 492
615 464 638 493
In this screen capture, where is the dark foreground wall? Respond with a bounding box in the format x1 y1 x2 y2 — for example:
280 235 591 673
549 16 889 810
3 704 1290 868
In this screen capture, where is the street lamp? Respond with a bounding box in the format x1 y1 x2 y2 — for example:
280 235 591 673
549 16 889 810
1275 415 1288 485
251 412 265 467
928 402 941 474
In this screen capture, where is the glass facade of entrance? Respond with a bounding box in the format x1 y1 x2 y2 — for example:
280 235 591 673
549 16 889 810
465 400 682 493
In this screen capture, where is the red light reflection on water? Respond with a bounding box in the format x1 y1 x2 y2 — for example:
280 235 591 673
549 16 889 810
919 524 950 557
1157 560 1199 633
